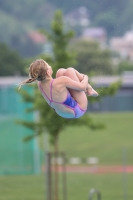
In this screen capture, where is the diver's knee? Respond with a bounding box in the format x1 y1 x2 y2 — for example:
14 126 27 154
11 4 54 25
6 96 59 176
65 67 75 75
56 68 66 77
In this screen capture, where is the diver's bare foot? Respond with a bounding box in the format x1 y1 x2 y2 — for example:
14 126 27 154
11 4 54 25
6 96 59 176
86 87 99 97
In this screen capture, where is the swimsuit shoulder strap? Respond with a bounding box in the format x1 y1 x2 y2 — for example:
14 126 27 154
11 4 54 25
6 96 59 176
38 81 51 102
50 79 54 101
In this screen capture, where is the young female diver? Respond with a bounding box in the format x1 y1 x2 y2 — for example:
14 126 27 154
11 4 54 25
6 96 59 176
19 59 98 119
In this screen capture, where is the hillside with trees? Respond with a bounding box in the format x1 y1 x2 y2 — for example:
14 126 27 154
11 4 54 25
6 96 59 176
49 0 133 36
0 0 55 57
0 0 133 57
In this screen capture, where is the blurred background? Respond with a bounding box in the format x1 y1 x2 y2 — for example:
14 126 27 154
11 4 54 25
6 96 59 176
0 0 133 200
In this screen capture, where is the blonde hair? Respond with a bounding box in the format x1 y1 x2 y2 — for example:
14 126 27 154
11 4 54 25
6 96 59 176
18 59 49 90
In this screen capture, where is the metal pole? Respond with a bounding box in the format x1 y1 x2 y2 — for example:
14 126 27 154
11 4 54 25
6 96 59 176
123 147 128 200
44 132 50 200
62 152 67 200
33 137 40 174
33 111 41 174
88 188 101 200
53 151 59 200
46 152 52 200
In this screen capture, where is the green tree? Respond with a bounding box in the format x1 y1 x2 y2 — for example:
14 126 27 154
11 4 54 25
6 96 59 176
19 10 109 152
18 10 120 200
70 39 113 75
0 43 26 76
117 60 133 74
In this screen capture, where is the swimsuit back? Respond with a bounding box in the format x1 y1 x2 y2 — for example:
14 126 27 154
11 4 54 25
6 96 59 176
38 79 86 118
38 79 77 108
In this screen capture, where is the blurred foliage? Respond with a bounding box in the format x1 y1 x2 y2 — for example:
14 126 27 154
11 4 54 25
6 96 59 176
69 39 113 75
117 60 133 74
0 0 55 57
0 43 26 76
93 10 117 37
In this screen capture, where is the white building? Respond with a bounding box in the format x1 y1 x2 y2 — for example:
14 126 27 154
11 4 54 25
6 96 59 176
64 6 90 27
110 30 133 61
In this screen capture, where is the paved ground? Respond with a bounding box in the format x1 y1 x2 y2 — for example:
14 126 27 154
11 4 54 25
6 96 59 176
43 165 133 174
65 166 133 174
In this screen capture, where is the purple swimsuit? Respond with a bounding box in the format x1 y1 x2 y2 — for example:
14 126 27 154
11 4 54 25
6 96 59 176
38 79 86 118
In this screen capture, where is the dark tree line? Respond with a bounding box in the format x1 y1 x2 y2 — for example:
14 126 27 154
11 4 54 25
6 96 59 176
0 43 26 76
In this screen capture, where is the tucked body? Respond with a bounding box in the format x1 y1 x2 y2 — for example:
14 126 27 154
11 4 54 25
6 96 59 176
19 59 98 119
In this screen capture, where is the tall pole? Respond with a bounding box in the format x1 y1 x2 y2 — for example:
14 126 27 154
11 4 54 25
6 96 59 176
44 132 51 200
33 137 40 174
54 135 59 200
33 111 40 174
123 147 128 200
46 152 52 200
62 152 67 200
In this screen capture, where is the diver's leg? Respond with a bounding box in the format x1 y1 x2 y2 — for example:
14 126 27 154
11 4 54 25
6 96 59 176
56 67 87 108
64 68 98 96
56 68 98 99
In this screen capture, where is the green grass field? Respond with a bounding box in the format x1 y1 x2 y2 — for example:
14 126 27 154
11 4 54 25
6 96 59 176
0 112 133 200
59 112 133 165
0 173 133 200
